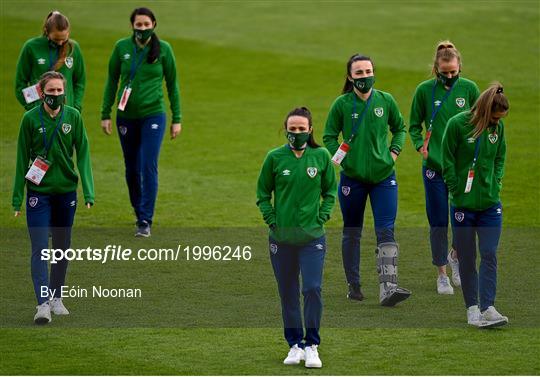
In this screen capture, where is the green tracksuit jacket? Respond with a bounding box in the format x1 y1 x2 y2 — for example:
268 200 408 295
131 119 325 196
256 145 337 245
441 111 506 211
409 77 480 172
12 104 94 211
323 89 406 184
15 36 86 112
101 37 181 123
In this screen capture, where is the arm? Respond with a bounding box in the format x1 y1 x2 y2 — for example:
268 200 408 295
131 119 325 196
256 153 276 227
12 116 32 211
441 118 459 195
162 42 182 124
100 44 121 121
409 86 426 151
74 113 95 205
14 42 34 109
388 94 407 155
72 42 86 113
319 150 337 223
322 98 343 156
494 123 506 187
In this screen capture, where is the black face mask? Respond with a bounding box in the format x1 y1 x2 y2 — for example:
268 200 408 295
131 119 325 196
48 39 65 49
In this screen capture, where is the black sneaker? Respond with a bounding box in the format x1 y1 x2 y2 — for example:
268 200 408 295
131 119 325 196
347 283 364 301
135 220 151 237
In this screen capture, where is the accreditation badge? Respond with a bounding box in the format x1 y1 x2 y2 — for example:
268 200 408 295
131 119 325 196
22 84 42 104
464 169 475 193
25 156 50 185
118 86 132 111
331 142 350 165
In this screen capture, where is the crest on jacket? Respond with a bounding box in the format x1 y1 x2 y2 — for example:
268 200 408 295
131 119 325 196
488 133 498 144
455 212 464 222
62 123 71 134
306 167 317 178
456 98 465 108
374 107 384 117
65 57 73 69
342 186 351 196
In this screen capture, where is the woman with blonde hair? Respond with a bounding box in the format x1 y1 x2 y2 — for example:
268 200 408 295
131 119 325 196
15 11 86 112
442 82 509 328
409 41 480 294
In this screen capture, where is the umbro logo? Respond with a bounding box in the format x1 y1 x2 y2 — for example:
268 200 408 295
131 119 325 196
37 58 46 65
282 170 291 176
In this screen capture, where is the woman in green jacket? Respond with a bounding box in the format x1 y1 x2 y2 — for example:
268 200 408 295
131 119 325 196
257 107 337 368
12 71 94 324
409 40 480 295
15 11 86 112
101 7 181 238
442 83 509 328
323 54 410 306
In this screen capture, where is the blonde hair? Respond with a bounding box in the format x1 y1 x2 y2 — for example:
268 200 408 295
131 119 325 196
432 40 462 76
469 82 509 138
42 11 73 71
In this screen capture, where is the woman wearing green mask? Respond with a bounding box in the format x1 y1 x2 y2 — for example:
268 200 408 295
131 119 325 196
100 7 182 237
257 107 337 368
12 71 94 324
323 54 411 306
15 11 86 112
409 41 480 295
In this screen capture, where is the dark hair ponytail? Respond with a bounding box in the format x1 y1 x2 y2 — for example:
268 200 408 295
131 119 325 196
130 7 160 63
283 107 321 148
342 54 374 94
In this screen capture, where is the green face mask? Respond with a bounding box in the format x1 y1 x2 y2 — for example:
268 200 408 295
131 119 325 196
43 94 65 110
352 76 375 94
438 73 459 87
134 28 154 42
286 131 310 150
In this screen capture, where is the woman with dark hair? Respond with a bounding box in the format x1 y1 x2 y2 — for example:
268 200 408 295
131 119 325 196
323 54 411 306
442 82 509 328
15 11 86 112
100 7 182 237
409 40 480 295
12 71 94 324
257 107 337 368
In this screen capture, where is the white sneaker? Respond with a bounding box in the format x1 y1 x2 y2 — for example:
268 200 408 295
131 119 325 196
479 306 508 328
283 344 305 365
34 302 51 324
437 275 454 295
467 305 481 326
50 297 69 315
447 252 461 287
305 345 322 368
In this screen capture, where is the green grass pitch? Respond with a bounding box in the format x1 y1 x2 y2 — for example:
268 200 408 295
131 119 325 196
0 1 539 375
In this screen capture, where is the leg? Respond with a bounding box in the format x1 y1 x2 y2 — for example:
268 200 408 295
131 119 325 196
422 167 450 268
477 203 502 311
49 191 77 297
116 115 142 221
138 113 166 225
370 172 410 305
299 236 326 347
338 172 369 287
369 172 397 244
26 191 51 305
269 239 303 348
451 207 478 308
